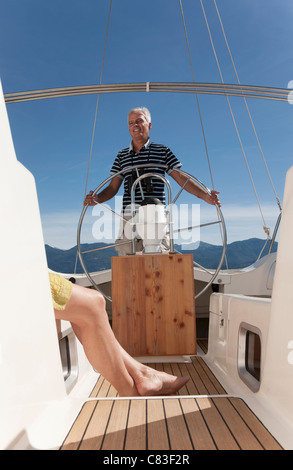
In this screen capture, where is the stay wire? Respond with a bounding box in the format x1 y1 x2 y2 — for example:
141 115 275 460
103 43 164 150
75 0 113 274
199 0 270 237
179 0 228 270
84 0 113 200
178 0 215 192
213 0 281 212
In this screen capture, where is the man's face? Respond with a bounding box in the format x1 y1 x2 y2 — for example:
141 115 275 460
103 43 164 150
128 112 152 142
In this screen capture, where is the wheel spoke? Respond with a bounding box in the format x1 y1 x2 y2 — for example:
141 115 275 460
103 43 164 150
168 219 221 235
77 164 227 301
171 176 191 204
192 259 213 275
81 240 130 254
95 201 128 222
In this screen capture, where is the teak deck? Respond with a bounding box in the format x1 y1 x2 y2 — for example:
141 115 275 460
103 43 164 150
61 356 282 450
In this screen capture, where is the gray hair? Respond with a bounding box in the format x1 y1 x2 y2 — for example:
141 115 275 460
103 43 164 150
128 107 151 124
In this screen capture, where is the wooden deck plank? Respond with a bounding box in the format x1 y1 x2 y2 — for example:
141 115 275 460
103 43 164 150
61 401 97 451
191 357 227 394
90 377 111 397
184 361 210 395
101 399 130 450
79 400 114 450
180 398 217 450
197 339 208 354
195 397 240 450
147 399 170 450
60 396 282 450
124 399 147 450
211 397 263 450
60 353 283 451
89 376 104 397
163 398 193 450
197 359 227 394
228 397 283 450
90 376 118 398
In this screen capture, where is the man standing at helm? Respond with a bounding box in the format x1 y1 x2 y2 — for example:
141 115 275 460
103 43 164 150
84 107 220 255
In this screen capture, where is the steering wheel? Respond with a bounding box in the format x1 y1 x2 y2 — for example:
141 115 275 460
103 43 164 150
77 164 227 301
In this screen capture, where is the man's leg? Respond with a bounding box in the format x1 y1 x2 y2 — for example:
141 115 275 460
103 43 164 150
115 214 143 256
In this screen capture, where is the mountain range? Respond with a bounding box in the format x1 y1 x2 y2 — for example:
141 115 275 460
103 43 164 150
45 238 277 274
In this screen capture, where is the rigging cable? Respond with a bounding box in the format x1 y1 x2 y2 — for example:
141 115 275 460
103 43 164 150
179 0 229 270
74 0 112 274
213 0 282 212
199 0 271 239
179 0 215 191
84 0 112 200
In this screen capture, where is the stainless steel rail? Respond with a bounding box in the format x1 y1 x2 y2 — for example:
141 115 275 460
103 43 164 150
4 82 291 103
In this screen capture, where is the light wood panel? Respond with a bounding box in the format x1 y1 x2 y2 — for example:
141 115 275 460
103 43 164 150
112 254 196 356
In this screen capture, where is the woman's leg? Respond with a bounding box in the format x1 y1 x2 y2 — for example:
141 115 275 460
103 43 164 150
55 283 189 396
55 284 138 397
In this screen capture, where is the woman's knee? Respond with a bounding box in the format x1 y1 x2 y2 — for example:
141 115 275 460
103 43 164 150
63 284 107 326
84 290 107 325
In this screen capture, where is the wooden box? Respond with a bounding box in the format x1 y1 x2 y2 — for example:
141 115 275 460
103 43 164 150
112 253 196 356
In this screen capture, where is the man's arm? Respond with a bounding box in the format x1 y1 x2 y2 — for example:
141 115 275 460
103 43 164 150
84 176 123 206
170 170 221 206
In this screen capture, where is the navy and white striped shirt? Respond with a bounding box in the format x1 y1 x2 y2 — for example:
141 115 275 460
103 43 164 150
110 140 182 211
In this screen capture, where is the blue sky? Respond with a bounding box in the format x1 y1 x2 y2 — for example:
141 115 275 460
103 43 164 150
1 0 293 249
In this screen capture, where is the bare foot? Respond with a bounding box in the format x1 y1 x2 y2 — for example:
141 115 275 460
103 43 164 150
134 367 190 396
